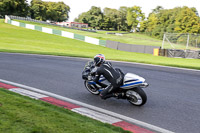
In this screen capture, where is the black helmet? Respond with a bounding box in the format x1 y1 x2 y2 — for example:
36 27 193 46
94 54 105 66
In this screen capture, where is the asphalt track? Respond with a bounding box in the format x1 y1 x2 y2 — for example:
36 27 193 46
0 52 200 133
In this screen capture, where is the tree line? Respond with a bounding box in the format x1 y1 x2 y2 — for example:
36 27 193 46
75 6 200 39
0 0 199 39
75 6 145 32
140 6 200 39
0 0 70 22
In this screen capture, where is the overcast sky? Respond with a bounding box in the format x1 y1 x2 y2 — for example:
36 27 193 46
27 0 200 22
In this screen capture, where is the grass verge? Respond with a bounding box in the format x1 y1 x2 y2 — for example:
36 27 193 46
15 19 200 50
0 19 200 70
14 19 163 46
0 88 130 133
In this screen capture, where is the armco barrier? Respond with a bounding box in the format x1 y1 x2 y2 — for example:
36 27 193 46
20 22 26 28
99 40 106 47
61 31 74 39
42 27 53 34
85 36 99 45
106 40 119 50
74 34 85 41
53 29 62 36
106 40 160 54
35 25 42 31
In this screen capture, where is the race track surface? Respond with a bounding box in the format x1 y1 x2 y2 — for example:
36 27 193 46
0 53 200 133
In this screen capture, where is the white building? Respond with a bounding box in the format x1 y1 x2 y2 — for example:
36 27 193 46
56 22 88 28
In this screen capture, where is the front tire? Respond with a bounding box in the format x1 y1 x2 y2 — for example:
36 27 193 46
84 81 100 95
126 87 147 106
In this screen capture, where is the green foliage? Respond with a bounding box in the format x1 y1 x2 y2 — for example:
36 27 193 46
175 6 200 33
74 12 88 23
75 6 103 28
0 0 70 21
30 0 47 21
139 20 147 32
75 5 199 36
30 0 70 22
103 7 120 30
75 6 130 31
127 6 145 32
100 16 112 30
142 6 200 39
0 0 29 17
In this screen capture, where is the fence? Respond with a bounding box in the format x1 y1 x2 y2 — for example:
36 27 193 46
160 33 200 59
159 49 200 59
106 40 160 54
162 33 200 50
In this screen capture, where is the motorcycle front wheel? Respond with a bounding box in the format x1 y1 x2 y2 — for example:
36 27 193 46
126 87 147 106
84 81 100 95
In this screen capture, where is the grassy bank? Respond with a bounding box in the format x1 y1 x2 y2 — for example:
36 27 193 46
0 88 129 133
0 19 200 70
15 19 199 50
14 19 163 47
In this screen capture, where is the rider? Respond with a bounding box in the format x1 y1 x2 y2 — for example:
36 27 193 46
92 54 124 100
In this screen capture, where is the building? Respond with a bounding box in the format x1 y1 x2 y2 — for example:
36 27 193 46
56 22 88 28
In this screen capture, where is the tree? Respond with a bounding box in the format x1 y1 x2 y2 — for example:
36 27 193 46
75 6 103 29
46 1 70 22
100 16 112 30
30 0 70 22
141 6 200 39
74 12 89 23
175 6 200 33
30 0 47 21
152 6 163 14
103 7 120 30
87 6 103 28
146 13 158 33
0 0 29 17
118 6 129 31
191 7 199 17
127 6 145 32
139 20 147 32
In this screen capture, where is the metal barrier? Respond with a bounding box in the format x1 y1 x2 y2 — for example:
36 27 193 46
106 40 160 54
159 49 200 59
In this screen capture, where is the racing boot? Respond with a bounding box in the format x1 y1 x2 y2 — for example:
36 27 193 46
114 92 125 99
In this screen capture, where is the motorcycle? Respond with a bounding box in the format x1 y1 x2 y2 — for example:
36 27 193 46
82 61 149 106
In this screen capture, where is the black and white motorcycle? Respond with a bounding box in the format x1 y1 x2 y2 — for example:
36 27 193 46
82 61 149 106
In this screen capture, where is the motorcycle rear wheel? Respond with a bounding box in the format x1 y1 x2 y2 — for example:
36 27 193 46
84 81 100 95
126 87 147 106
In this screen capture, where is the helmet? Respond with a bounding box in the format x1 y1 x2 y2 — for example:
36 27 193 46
94 54 105 66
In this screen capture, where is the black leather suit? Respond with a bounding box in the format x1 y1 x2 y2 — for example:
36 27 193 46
93 61 123 99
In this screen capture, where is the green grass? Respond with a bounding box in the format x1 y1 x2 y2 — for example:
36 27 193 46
0 88 129 133
14 19 163 46
15 20 200 50
0 19 200 70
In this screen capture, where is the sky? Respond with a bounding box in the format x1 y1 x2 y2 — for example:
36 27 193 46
27 0 200 22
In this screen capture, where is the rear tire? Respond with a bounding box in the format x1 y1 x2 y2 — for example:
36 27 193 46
84 81 100 95
126 87 147 106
